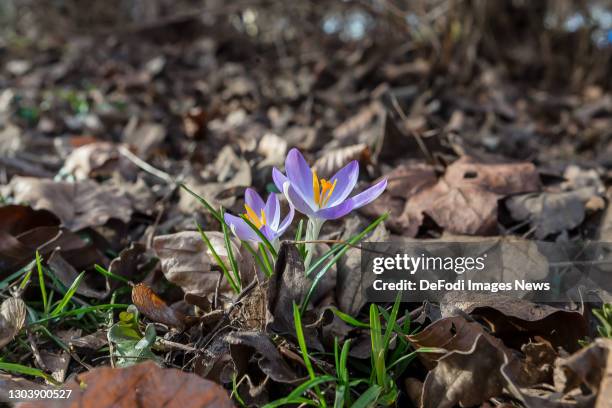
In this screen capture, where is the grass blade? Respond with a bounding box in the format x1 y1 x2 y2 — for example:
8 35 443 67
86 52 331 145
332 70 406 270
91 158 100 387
259 243 274 278
350 385 382 408
196 221 239 293
94 264 131 283
221 211 242 289
241 240 273 278
0 361 60 386
51 271 85 316
35 251 48 314
331 307 370 329
179 184 222 222
263 375 336 408
301 213 388 312
293 302 326 407
31 304 129 325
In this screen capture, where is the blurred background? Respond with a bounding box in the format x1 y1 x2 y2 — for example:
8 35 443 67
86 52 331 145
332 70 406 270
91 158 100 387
1 0 612 185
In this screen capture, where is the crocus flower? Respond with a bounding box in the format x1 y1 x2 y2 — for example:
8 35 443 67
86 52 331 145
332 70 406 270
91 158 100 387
273 148 386 269
272 148 387 220
224 188 293 248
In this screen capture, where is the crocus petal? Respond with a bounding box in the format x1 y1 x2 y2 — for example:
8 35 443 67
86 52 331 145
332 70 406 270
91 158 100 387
346 178 387 209
314 178 387 220
285 148 316 209
261 225 278 242
245 188 265 213
265 193 281 229
277 204 294 235
327 160 359 207
315 200 355 220
224 213 260 242
272 167 288 193
284 182 316 217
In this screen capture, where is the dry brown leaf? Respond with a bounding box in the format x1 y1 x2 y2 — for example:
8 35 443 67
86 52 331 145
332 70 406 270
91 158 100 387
406 315 513 369
18 361 233 408
0 297 26 348
123 122 166 158
421 334 509 408
406 156 540 235
48 251 110 299
9 177 132 230
61 142 119 180
39 350 70 383
153 231 254 299
227 331 299 384
505 188 596 239
440 293 588 352
313 143 371 177
501 338 612 407
131 283 186 330
257 132 287 167
333 101 384 141
360 162 437 234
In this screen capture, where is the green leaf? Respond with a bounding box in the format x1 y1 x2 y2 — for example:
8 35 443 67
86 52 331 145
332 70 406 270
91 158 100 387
35 251 48 314
51 271 85 317
331 307 370 329
242 240 273 278
94 264 130 283
195 221 239 293
301 213 388 312
351 385 382 408
294 302 315 380
0 260 35 290
259 243 274 278
0 361 60 385
221 212 242 290
262 375 336 408
108 321 159 367
31 304 129 325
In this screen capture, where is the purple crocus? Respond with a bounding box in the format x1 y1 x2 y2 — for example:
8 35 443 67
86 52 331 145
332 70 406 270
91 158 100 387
272 148 387 220
224 188 293 247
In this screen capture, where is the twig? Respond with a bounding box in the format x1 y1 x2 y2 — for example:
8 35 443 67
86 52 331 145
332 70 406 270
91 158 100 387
155 338 197 352
118 145 175 184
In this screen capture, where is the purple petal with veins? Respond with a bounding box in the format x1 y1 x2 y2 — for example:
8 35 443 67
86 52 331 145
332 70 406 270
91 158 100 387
285 148 316 208
326 160 359 207
265 193 281 229
284 183 317 216
224 213 260 242
245 188 265 212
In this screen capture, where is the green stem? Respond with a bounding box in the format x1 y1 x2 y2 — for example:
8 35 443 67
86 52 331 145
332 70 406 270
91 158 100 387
304 217 324 272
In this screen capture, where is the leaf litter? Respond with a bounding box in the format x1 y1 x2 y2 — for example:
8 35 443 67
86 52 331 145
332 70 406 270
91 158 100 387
0 1 612 407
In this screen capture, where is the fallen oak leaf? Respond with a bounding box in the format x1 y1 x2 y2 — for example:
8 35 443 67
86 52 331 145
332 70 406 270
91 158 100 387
18 361 234 408
131 283 186 330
